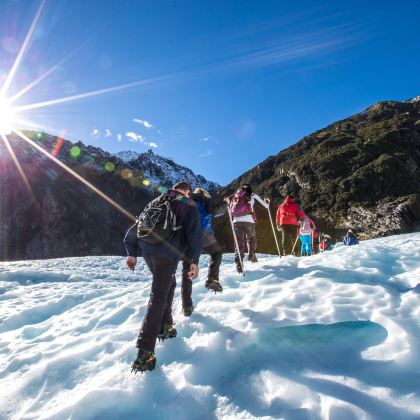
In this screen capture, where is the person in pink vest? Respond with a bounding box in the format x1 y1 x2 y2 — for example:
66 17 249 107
225 184 269 272
276 195 304 255
298 214 316 256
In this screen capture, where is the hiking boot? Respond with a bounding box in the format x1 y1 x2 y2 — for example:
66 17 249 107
248 254 258 263
205 278 223 293
131 349 156 373
182 305 194 317
158 324 177 341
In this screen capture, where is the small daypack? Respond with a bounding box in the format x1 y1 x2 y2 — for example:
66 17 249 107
136 194 182 244
300 217 313 235
343 235 357 246
230 190 252 217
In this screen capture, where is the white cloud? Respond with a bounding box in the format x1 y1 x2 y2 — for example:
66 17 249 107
126 131 145 142
199 150 213 158
148 142 158 148
133 118 153 129
91 128 100 138
105 129 112 138
117 134 122 141
199 136 218 143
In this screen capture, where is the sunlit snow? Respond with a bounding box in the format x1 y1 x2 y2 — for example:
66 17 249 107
1 234 420 419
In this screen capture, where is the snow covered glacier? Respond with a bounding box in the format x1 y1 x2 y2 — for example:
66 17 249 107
0 234 419 419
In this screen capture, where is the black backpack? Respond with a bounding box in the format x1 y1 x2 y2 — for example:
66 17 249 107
136 194 182 244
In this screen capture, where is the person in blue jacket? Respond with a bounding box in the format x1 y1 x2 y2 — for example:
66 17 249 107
124 181 202 373
343 229 359 246
181 188 223 317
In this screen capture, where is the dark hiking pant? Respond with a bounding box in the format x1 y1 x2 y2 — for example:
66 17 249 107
280 224 298 255
136 254 178 353
181 233 223 307
234 222 256 263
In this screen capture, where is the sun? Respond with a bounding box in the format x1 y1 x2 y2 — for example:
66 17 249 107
0 95 16 135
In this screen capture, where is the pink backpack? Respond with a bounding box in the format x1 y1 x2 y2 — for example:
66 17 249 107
230 190 252 217
300 216 313 235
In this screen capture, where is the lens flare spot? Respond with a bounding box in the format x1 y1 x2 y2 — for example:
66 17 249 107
158 186 168 193
129 177 141 187
121 168 132 179
105 162 115 171
70 146 81 158
142 179 150 186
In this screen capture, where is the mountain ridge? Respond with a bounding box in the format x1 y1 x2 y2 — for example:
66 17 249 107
0 131 218 261
218 98 420 250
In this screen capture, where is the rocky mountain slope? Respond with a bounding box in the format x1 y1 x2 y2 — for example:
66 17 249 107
219 98 420 251
2 97 419 260
0 132 218 261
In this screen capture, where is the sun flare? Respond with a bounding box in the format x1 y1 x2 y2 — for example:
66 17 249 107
0 95 16 135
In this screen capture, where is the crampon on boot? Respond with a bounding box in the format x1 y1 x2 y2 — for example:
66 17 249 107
205 278 223 293
158 324 177 341
182 305 194 317
131 349 156 374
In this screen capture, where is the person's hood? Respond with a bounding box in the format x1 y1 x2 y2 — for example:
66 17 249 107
283 197 296 205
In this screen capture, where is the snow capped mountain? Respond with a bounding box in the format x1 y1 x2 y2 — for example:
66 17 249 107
1 233 419 419
407 95 420 103
0 132 219 261
113 150 141 163
113 149 219 192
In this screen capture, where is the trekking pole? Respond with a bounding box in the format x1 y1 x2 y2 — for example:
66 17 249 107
225 202 245 275
266 203 281 258
291 235 300 255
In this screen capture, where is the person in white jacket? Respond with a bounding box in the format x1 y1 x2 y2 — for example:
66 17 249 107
225 184 269 272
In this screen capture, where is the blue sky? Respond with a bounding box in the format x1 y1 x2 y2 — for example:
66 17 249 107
1 0 419 185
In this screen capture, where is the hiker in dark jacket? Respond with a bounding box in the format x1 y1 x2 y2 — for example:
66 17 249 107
343 229 359 246
225 184 269 273
181 188 223 317
276 195 304 255
124 181 202 373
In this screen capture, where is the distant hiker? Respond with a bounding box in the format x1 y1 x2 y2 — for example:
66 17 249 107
276 195 304 255
319 234 333 251
124 181 202 373
225 183 269 273
298 214 316 256
343 229 359 246
312 229 319 254
181 187 223 317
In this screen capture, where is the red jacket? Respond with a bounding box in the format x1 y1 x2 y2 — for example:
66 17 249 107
276 197 303 226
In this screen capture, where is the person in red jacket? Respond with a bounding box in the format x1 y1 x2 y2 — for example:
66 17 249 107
276 196 304 255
